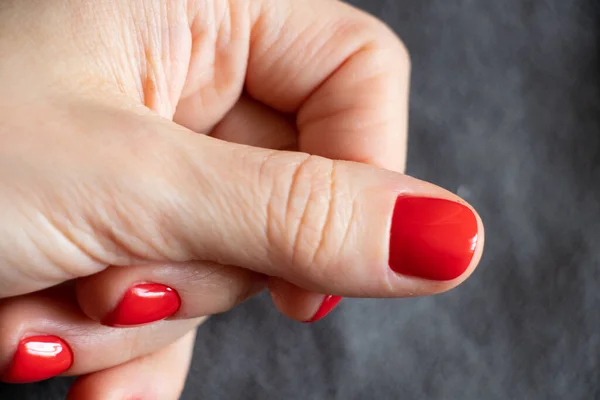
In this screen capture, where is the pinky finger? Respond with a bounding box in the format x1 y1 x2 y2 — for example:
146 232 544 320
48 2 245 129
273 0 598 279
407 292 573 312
67 328 199 400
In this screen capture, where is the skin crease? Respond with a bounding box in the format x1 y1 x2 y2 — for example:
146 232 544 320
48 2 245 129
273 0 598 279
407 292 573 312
0 0 485 398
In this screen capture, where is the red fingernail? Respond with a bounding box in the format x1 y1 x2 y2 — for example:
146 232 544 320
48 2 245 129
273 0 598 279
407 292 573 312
2 336 73 383
389 197 479 281
103 283 181 327
303 295 342 323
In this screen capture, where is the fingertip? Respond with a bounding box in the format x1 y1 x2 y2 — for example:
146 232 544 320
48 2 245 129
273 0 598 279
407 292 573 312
77 263 268 328
1 335 73 384
442 201 486 290
101 283 181 327
385 194 485 296
302 295 343 323
268 278 342 323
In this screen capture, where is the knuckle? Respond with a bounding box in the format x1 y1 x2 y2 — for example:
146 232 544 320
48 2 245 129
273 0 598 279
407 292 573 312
390 36 411 72
366 27 411 75
267 155 352 278
354 12 411 72
287 156 335 271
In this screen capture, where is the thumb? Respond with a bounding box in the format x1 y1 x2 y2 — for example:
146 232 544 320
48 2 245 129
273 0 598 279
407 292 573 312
124 112 484 297
0 104 483 298
188 141 483 297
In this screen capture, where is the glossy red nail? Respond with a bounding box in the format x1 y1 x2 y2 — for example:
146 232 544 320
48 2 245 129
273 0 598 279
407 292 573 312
2 336 73 383
389 197 478 281
303 295 342 323
103 283 181 327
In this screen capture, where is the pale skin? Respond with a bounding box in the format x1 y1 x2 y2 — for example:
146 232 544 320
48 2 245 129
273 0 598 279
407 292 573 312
0 0 485 398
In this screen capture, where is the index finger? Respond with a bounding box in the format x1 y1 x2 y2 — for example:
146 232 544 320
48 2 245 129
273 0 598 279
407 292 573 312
246 0 410 171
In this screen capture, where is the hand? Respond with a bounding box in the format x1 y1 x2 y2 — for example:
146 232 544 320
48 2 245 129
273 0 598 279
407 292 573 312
0 0 485 398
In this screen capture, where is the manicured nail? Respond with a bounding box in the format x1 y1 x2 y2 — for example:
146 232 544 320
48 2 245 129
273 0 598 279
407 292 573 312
303 295 342 323
389 197 478 281
2 336 73 383
103 283 181 327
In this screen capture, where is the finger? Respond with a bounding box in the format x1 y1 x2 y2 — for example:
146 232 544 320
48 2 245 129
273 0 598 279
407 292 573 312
76 263 265 326
246 0 410 171
166 128 484 297
1 104 483 299
0 286 204 383
67 330 196 400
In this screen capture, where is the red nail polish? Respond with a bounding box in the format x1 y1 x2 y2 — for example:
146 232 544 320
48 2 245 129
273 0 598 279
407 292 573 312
103 283 181 327
2 336 73 383
389 197 478 281
303 295 342 323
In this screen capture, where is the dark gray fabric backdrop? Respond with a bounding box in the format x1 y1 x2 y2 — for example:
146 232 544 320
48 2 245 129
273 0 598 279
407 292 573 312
2 0 599 398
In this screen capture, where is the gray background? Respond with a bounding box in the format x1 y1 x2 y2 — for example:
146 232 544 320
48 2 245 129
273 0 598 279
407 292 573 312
2 0 600 398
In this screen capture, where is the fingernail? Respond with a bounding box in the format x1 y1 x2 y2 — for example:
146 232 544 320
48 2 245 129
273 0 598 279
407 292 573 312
2 335 73 383
103 283 181 327
389 197 479 281
303 295 343 323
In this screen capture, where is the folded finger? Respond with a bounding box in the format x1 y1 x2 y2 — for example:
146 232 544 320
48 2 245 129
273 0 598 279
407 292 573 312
246 0 410 171
0 287 202 383
76 262 265 326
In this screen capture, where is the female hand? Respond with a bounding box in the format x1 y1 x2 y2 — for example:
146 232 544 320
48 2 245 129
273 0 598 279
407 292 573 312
0 0 485 398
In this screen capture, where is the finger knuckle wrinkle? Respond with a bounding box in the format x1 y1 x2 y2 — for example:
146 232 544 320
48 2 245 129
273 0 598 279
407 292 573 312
280 156 346 274
358 17 411 72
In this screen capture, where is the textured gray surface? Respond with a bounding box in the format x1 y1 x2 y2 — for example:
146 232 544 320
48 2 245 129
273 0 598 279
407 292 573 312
2 0 600 398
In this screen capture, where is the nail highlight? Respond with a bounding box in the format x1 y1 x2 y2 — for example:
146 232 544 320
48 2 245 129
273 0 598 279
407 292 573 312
389 197 478 281
3 335 73 383
303 295 342 323
103 283 181 327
